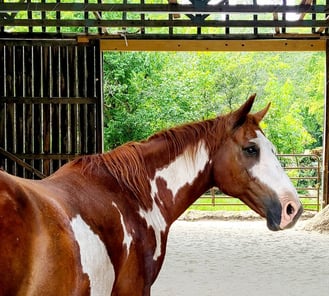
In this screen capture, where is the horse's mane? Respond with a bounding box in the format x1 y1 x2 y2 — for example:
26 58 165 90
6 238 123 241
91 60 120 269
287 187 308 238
72 115 228 209
147 117 224 157
71 143 151 207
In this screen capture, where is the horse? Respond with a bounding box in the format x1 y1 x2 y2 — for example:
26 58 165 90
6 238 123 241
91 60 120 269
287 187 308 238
0 94 303 296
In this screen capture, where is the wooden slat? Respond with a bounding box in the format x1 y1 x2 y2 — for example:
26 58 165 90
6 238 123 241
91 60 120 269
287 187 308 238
0 147 46 179
15 153 78 160
0 97 98 104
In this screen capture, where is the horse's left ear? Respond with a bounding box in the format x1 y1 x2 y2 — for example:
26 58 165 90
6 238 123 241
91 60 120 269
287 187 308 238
253 102 271 123
232 93 256 129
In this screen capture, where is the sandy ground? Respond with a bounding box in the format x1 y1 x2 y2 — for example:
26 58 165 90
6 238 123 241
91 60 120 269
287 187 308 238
152 218 329 296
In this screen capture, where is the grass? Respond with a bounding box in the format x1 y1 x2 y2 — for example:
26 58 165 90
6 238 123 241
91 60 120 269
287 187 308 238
190 197 249 211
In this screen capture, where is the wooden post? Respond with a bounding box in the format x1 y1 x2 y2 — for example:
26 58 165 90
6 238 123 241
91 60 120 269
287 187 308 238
95 39 104 153
323 39 329 208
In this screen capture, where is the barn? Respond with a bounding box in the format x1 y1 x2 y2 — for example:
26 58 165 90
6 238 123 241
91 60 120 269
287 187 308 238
0 0 328 206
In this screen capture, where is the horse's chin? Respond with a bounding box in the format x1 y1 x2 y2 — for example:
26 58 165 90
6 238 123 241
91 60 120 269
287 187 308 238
266 215 301 231
266 219 281 231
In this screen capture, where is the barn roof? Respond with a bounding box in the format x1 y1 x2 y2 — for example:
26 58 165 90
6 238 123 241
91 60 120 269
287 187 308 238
0 0 327 51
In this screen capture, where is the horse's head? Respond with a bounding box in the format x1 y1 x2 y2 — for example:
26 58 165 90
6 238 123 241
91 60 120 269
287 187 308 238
213 94 303 231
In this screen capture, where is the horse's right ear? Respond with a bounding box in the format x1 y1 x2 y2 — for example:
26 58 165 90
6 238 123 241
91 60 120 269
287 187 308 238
231 94 256 129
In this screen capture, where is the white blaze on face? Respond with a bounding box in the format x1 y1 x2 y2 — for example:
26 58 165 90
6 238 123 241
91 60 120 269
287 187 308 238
71 215 115 296
249 131 298 200
112 202 132 256
141 140 210 261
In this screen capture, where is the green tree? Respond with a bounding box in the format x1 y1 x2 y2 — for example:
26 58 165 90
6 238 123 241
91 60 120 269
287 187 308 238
103 51 324 154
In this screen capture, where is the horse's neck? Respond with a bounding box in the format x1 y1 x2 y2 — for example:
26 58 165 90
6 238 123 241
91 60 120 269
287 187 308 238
144 138 212 222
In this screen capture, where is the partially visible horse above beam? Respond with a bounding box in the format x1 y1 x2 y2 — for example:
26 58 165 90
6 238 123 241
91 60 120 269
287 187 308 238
0 94 302 295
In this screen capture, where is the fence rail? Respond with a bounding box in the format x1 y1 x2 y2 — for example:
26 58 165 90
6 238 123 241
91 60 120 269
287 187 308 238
192 154 321 211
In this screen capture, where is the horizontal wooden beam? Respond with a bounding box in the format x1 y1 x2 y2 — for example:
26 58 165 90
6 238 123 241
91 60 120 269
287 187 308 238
0 97 97 104
2 18 329 28
0 3 322 14
0 148 46 179
15 153 78 160
98 39 326 52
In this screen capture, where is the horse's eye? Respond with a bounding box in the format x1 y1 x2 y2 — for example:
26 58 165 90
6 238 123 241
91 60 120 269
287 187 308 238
243 145 259 156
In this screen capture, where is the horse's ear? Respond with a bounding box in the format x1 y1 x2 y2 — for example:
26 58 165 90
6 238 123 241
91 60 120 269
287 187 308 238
231 94 256 129
253 102 271 123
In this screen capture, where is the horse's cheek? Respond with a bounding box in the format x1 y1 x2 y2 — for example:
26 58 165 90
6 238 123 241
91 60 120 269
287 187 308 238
212 152 234 190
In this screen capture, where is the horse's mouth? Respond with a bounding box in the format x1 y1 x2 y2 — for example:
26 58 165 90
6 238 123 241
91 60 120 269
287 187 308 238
265 206 282 231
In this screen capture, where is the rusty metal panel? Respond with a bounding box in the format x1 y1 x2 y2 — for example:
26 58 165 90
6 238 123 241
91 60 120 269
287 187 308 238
0 40 103 178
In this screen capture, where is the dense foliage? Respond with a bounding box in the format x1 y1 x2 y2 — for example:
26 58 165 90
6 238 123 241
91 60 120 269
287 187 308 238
103 51 324 153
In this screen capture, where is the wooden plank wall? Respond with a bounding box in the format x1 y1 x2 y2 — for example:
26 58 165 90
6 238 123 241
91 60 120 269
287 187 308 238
0 40 103 178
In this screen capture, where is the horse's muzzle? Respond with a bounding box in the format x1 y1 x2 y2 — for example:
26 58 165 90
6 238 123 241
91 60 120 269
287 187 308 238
279 198 303 230
265 194 303 231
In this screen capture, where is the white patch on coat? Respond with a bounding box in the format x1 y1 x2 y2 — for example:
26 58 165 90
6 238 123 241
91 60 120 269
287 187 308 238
142 141 209 261
112 202 133 256
71 215 115 296
249 131 298 200
150 140 209 201
139 202 167 260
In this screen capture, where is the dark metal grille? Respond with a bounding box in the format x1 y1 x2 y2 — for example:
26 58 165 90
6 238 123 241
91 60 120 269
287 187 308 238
0 0 328 40
0 40 103 178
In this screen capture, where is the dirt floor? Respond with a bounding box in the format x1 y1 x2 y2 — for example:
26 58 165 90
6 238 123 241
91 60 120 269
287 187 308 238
152 212 329 296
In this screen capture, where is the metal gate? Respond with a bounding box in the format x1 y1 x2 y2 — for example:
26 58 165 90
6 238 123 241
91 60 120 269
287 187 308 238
0 39 103 178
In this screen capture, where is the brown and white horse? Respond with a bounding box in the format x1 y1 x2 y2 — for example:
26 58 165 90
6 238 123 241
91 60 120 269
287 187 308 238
0 94 302 296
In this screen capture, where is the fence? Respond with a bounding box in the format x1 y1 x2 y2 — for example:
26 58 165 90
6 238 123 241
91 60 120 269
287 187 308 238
191 154 321 211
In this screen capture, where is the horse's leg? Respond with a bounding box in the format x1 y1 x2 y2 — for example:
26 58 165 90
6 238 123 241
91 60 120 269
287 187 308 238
111 284 150 296
111 273 151 296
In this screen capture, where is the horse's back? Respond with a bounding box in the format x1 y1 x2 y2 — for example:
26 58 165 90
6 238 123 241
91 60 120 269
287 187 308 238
0 171 90 295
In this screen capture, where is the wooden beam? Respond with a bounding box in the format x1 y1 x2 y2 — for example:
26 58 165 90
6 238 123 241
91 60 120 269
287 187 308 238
0 3 321 14
323 39 329 208
98 39 326 52
0 147 46 179
3 18 329 28
0 97 97 104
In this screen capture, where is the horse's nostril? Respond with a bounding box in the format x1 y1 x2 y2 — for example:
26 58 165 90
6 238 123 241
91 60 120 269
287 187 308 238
287 203 294 216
